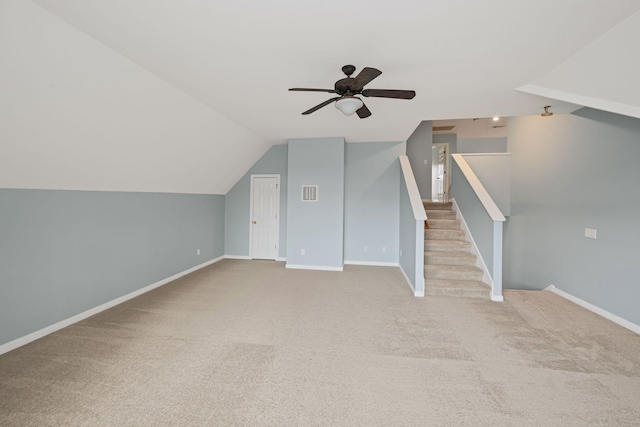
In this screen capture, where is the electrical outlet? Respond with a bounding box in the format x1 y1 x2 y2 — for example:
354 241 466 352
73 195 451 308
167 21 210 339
585 228 597 239
423 159 428 165
382 247 386 253
364 246 368 252
301 249 305 255
196 249 200 255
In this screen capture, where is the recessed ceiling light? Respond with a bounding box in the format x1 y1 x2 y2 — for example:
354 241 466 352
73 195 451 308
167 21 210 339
492 117 500 121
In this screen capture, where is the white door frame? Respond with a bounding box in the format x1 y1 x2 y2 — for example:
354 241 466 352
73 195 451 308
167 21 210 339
249 174 280 260
432 143 450 201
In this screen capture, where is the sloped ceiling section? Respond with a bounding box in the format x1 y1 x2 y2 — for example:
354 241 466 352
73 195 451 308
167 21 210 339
29 0 640 145
0 0 269 194
3 1 640 194
519 9 640 119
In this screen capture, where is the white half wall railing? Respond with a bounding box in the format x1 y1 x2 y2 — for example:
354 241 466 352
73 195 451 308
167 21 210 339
451 154 506 301
399 156 427 297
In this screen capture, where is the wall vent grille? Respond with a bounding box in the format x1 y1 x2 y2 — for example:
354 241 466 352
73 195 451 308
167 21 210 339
302 185 318 202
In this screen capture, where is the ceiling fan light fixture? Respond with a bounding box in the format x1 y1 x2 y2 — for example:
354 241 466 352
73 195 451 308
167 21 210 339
335 96 364 116
291 65 415 118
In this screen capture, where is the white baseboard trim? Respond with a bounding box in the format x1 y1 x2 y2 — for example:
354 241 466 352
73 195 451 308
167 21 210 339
285 264 343 271
545 285 640 335
225 255 286 262
224 255 252 260
344 260 400 267
0 256 224 356
399 265 424 297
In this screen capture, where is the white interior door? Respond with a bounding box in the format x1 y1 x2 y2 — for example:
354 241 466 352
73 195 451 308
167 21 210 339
432 143 449 201
250 176 279 260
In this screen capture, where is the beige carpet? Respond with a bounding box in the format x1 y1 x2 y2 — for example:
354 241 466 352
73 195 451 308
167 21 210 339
1 260 639 426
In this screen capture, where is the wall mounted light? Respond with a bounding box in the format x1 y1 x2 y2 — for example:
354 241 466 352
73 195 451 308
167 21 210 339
541 106 553 117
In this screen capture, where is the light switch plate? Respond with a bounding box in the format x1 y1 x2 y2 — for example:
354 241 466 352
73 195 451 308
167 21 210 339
585 228 597 239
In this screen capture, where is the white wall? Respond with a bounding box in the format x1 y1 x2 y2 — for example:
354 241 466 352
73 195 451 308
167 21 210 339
0 0 268 194
519 10 640 120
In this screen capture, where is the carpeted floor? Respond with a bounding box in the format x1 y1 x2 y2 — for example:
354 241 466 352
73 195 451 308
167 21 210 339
1 259 639 426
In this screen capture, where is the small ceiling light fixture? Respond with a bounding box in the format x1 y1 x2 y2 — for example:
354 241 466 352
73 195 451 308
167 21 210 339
492 117 500 121
335 96 364 116
541 106 553 117
473 118 480 122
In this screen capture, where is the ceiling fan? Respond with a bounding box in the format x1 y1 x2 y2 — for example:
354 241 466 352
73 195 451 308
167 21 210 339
289 65 416 119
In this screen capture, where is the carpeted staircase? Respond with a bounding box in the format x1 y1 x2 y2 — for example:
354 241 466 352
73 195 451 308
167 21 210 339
424 201 490 298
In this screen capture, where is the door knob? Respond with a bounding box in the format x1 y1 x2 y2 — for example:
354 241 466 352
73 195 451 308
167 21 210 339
252 221 256 224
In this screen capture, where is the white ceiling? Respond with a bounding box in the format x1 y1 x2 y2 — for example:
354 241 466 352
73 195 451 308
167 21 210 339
2 1 639 194
29 0 640 144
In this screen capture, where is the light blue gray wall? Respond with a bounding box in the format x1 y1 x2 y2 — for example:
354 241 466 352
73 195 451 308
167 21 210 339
450 161 494 277
0 189 225 346
344 142 405 264
406 121 432 200
505 109 640 326
286 137 344 268
458 137 507 153
224 144 288 258
433 133 457 155
463 154 511 216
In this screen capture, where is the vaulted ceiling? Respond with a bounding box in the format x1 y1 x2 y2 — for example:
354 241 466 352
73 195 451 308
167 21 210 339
2 0 639 194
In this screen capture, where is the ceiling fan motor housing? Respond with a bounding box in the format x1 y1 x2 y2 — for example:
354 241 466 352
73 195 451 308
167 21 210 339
335 78 357 96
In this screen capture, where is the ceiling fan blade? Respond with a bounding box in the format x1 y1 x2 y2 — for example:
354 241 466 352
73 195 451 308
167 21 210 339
302 97 341 115
354 67 382 89
356 104 372 119
289 88 337 93
362 89 416 99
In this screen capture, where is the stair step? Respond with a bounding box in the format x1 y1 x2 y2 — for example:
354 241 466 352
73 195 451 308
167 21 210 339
422 201 452 210
425 251 477 266
425 229 466 241
427 219 461 230
425 239 471 252
426 279 490 299
425 264 484 281
425 210 457 220
422 203 490 300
